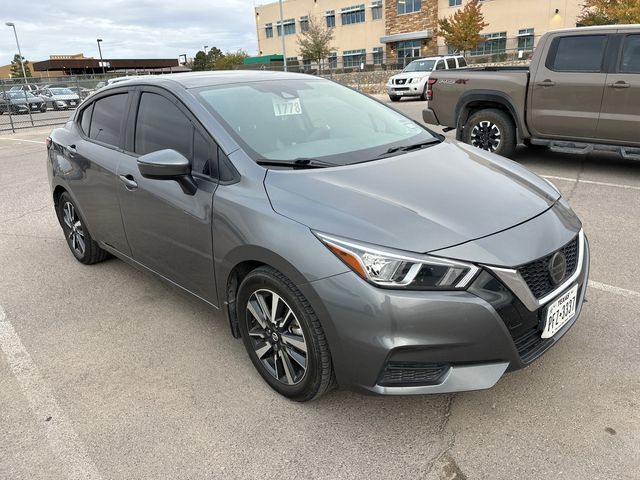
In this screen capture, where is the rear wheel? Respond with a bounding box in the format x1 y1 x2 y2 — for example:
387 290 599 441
57 192 110 265
463 108 516 157
389 95 400 102
237 266 334 401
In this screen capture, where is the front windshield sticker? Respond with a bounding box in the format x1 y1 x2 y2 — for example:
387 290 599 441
272 98 302 117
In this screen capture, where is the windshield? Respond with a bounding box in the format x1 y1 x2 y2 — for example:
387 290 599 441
194 79 435 165
403 59 436 72
51 88 74 95
8 92 35 98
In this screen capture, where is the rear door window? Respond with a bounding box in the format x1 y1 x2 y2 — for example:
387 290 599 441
549 35 608 72
88 93 128 147
435 60 446 70
620 34 640 73
79 103 93 136
446 58 456 69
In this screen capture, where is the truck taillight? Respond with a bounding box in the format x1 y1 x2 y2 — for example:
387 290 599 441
46 137 52 149
426 79 437 101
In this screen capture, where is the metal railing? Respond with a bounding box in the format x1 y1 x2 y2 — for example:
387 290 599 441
0 73 143 133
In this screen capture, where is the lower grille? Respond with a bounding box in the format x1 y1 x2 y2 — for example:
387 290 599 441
379 362 449 387
513 328 553 364
517 236 579 299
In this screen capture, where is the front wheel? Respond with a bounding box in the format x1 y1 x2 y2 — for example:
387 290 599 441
463 108 516 158
237 266 334 402
56 192 110 265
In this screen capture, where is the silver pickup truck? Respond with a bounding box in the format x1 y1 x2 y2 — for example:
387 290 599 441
423 24 640 158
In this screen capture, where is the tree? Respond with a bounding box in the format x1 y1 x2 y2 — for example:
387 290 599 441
191 50 210 71
206 47 224 68
215 49 249 70
577 0 640 25
9 53 32 78
438 0 489 55
297 16 335 73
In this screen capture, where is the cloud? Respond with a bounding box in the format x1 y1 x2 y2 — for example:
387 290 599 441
0 0 259 63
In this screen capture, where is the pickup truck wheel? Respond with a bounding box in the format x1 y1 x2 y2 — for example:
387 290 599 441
464 109 516 157
389 95 400 102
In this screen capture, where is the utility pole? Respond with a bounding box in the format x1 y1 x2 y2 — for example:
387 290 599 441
5 22 28 83
97 39 106 74
278 0 288 72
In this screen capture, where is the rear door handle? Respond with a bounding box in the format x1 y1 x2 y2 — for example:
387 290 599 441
536 79 556 87
119 174 138 190
608 81 630 89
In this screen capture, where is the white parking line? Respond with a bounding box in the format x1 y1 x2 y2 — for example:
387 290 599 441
0 304 103 480
542 175 640 192
588 281 640 299
0 137 45 145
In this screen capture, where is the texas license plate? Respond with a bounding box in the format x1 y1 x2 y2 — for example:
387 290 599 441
70 101 76 106
542 284 578 339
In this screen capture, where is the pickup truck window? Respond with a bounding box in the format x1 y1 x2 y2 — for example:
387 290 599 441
457 57 467 67
620 35 640 73
548 35 608 73
446 58 456 69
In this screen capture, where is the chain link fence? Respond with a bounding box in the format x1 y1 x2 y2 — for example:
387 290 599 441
0 73 146 133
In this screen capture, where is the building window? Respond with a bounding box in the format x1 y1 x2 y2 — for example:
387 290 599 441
371 1 383 20
343 49 366 68
397 0 421 15
265 23 273 38
341 4 365 25
326 10 336 28
448 0 462 7
397 40 421 58
517 28 534 51
328 52 337 69
303 59 311 70
373 47 384 65
300 16 309 33
276 18 296 36
469 32 507 56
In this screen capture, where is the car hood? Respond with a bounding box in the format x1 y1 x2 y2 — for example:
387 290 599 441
264 141 560 253
390 71 430 82
50 94 79 101
11 97 41 105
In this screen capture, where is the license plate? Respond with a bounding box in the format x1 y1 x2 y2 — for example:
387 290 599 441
542 284 578 338
70 101 76 105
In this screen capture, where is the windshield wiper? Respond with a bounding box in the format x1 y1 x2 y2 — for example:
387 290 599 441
256 158 336 169
382 138 442 155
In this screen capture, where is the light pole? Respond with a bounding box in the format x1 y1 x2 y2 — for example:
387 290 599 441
278 0 288 72
96 38 106 74
5 22 28 84
204 45 209 55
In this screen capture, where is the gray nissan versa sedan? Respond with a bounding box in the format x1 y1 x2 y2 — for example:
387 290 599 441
47 71 589 401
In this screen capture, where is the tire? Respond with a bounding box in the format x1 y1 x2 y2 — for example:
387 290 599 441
56 192 110 265
40 106 47 113
389 95 400 102
420 85 428 101
463 108 516 158
237 266 334 402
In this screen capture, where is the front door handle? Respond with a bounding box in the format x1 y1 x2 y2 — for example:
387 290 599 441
119 174 138 190
608 81 630 89
66 144 77 157
536 79 556 87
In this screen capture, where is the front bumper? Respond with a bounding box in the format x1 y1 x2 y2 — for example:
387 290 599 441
386 81 426 97
302 231 589 395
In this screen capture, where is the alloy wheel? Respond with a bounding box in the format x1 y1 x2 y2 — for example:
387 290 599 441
470 120 502 152
62 201 86 257
246 289 308 385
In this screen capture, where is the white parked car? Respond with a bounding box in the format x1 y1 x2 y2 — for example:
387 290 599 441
386 55 467 102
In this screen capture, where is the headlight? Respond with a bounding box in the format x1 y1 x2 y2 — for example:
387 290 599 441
410 77 424 84
315 232 479 290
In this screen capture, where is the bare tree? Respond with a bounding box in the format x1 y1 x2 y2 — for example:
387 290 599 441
297 16 335 73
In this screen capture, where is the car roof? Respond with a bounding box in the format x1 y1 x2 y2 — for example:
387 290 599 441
102 70 321 90
550 23 640 34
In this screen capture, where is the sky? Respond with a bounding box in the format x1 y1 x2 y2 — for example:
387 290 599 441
0 0 260 64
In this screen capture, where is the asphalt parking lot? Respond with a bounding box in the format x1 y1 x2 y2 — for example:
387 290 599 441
1 99 639 480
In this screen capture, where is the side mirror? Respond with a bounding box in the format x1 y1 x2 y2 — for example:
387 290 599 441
137 149 197 195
